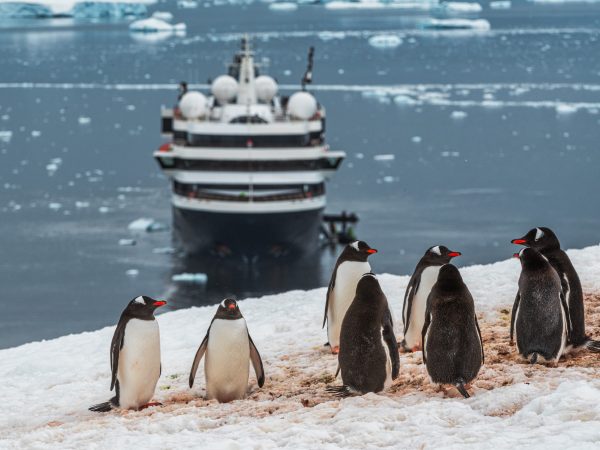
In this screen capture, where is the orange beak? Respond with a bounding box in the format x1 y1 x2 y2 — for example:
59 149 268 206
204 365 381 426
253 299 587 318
512 239 527 245
153 300 167 307
367 248 378 254
448 251 461 258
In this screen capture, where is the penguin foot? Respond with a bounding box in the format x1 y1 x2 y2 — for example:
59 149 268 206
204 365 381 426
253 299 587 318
411 345 421 352
455 379 470 399
89 401 113 413
325 385 352 398
331 346 340 354
585 339 600 353
139 402 162 410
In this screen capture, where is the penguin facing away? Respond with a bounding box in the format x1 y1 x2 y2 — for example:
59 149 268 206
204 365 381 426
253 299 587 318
511 248 570 364
189 299 264 403
328 273 399 396
401 245 461 352
422 264 483 398
89 296 167 412
512 227 600 352
323 240 378 354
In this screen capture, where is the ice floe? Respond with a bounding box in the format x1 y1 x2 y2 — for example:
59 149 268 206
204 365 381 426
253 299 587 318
0 130 13 143
422 18 491 30
128 217 167 232
129 17 186 33
325 0 437 10
368 34 403 49
268 2 298 11
125 269 139 277
77 116 91 125
451 110 468 119
374 154 395 161
489 0 511 8
434 1 482 15
171 272 208 283
118 239 137 246
555 103 579 114
151 10 173 21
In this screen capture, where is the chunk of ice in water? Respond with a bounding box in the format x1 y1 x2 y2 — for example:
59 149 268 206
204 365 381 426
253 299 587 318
451 110 468 119
172 273 208 284
98 206 110 213
556 103 578 115
374 154 395 161
153 247 175 254
490 0 511 8
128 217 167 232
49 202 62 210
269 2 298 11
126 269 139 277
368 34 402 49
119 239 137 246
412 136 422 143
78 117 91 125
152 11 173 21
0 131 12 143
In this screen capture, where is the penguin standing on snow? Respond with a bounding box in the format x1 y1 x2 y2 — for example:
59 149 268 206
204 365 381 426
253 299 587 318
512 227 600 352
422 265 483 398
511 248 570 364
401 245 461 352
189 299 264 403
89 296 167 412
327 273 399 396
323 240 378 354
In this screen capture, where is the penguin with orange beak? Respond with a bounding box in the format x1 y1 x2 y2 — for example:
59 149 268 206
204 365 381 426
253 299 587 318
89 296 167 412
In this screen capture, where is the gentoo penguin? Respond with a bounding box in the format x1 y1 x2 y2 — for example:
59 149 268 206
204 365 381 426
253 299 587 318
89 296 166 412
512 227 600 352
323 240 378 354
422 264 483 398
511 248 570 363
401 245 461 352
327 273 399 396
189 299 265 403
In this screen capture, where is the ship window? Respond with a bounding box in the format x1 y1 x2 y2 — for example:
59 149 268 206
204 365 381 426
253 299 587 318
172 181 325 202
174 158 341 171
229 115 268 124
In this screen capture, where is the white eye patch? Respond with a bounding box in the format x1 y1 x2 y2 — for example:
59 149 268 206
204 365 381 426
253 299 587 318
134 296 145 304
350 241 360 251
430 246 441 256
535 228 544 241
220 300 227 308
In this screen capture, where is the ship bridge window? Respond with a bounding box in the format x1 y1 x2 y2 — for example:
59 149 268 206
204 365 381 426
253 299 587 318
187 134 314 147
229 115 268 124
168 158 342 171
173 181 325 202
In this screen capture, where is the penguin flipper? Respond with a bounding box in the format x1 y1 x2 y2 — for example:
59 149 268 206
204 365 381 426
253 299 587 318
248 333 265 388
382 308 400 379
559 292 572 342
109 316 127 391
474 315 484 365
402 274 420 335
189 333 209 388
510 292 520 344
323 270 336 329
455 379 470 399
421 308 432 364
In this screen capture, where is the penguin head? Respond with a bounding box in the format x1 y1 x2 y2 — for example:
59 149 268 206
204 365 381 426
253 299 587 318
215 298 243 320
424 245 461 264
511 227 560 251
513 247 548 268
435 264 464 292
355 272 384 298
343 240 377 262
126 295 167 319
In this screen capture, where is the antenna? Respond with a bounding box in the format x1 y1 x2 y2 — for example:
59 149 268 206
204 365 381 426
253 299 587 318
301 46 314 91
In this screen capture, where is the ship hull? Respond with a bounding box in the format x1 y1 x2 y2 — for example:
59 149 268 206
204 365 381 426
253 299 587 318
173 206 323 257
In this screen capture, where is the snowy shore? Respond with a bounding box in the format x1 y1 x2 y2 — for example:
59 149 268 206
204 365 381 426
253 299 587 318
2 244 600 448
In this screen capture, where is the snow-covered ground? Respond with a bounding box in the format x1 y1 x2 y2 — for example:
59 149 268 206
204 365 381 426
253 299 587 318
2 244 600 448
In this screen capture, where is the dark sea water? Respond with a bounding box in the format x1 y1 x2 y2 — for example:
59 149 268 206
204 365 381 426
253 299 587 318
1 2 600 348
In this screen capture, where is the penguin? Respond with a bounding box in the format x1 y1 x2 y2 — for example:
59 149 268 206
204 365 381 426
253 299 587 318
323 240 378 354
89 296 166 412
510 248 570 364
189 299 265 403
327 273 399 396
512 227 600 352
401 245 461 352
422 264 483 398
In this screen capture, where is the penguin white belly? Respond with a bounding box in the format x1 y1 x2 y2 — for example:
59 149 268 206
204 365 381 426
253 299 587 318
205 318 250 402
117 319 161 409
328 261 371 348
404 266 440 349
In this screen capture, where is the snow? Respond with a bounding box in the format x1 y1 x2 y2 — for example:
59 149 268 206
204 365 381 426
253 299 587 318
129 17 186 33
368 34 403 49
0 0 155 18
2 244 600 447
423 18 491 30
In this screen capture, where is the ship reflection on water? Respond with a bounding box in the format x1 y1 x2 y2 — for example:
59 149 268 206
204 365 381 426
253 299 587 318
165 244 339 309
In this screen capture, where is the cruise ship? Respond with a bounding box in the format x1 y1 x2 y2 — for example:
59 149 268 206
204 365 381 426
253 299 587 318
155 38 346 256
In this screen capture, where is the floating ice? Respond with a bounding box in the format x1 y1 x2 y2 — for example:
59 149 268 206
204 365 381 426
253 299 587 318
129 17 186 33
556 103 578 115
48 202 62 210
490 0 511 8
31 130 41 137
368 34 402 49
0 0 153 18
153 247 175 254
422 18 491 30
269 2 298 11
411 136 422 143
318 31 347 41
435 2 482 14
46 163 59 173
177 0 198 8
128 217 167 232
325 0 436 10
125 269 139 277
75 201 90 208
374 154 395 161
78 116 91 125
151 10 173 21
171 272 208 284
0 131 12 143
118 239 137 246
383 176 395 183
393 94 417 105
451 110 468 119
98 206 110 213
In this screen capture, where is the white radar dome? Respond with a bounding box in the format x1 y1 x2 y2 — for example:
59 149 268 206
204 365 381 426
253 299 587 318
255 76 278 103
211 75 239 103
288 91 317 120
179 91 207 119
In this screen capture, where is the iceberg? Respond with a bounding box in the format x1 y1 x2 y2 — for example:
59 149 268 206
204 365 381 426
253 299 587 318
422 18 491 30
490 0 511 8
151 10 172 20
368 34 403 49
129 17 186 33
0 0 156 18
171 272 208 284
268 2 298 10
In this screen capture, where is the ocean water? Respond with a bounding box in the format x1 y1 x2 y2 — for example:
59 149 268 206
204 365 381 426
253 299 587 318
1 2 600 348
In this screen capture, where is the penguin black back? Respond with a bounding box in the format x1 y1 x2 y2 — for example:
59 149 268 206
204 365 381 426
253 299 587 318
512 227 591 349
511 248 569 363
422 265 483 397
337 274 399 394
